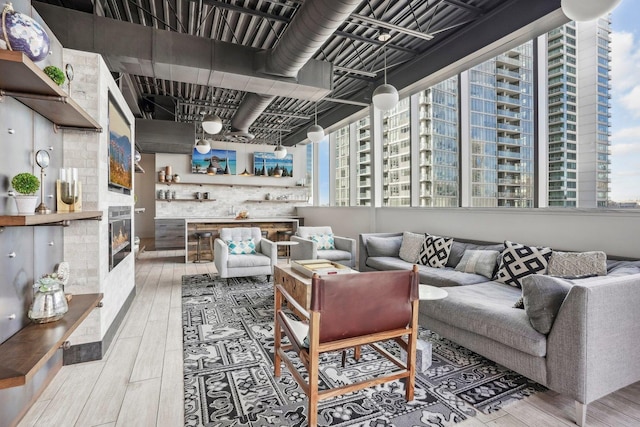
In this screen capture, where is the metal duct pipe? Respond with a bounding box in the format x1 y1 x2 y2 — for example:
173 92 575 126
266 0 362 78
231 0 361 134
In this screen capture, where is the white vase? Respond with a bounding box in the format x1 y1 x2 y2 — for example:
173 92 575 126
14 195 38 215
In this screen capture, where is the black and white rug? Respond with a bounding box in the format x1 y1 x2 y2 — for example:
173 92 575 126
182 274 545 427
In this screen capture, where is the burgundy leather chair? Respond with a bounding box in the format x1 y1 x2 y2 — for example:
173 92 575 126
274 265 420 427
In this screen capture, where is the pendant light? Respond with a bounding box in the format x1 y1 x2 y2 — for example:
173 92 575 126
561 0 621 21
206 157 216 175
202 113 223 134
306 104 325 143
372 32 398 111
194 128 211 154
274 130 287 159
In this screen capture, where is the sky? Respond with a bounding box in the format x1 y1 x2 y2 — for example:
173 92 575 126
610 0 640 201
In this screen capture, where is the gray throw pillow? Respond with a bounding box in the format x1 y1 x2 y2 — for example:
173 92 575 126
399 232 426 263
367 235 403 257
521 275 573 334
454 250 500 279
547 251 607 278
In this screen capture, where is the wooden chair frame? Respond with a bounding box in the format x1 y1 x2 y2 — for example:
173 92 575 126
274 266 419 427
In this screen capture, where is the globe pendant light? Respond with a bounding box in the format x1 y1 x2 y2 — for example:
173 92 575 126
561 0 621 21
202 113 223 134
274 130 287 159
306 104 325 143
194 129 211 154
372 43 398 111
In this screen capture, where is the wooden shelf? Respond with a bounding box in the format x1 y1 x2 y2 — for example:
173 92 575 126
0 51 102 131
245 199 305 203
0 211 103 226
157 181 304 189
156 199 217 202
0 293 103 389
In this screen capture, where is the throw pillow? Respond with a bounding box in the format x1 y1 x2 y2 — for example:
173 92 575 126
226 238 256 255
454 250 500 279
418 235 453 268
521 275 573 334
367 235 403 257
547 251 607 278
495 241 552 288
399 232 426 263
310 233 335 250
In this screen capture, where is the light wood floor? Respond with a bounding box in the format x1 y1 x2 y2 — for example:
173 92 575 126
16 248 640 427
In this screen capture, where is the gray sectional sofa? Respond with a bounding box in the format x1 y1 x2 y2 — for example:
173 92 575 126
359 232 640 426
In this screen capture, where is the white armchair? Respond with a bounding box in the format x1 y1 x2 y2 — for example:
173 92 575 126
290 226 356 268
214 227 277 283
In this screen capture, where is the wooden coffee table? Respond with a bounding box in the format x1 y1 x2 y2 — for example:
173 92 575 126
273 264 312 319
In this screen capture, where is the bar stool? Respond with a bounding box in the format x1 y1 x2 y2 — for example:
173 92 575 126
194 232 214 263
276 230 294 259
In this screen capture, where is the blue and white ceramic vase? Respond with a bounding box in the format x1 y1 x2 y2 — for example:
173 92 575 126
1 3 50 62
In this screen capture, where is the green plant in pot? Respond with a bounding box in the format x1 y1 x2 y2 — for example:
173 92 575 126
11 172 40 215
43 66 66 86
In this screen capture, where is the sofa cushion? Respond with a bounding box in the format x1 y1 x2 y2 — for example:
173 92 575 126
227 253 271 268
420 282 547 357
447 241 505 268
226 238 256 255
455 250 500 279
367 235 402 257
495 241 552 288
366 257 487 287
310 233 335 250
318 249 352 263
399 232 425 263
607 260 640 275
521 275 573 334
418 235 453 268
547 251 607 278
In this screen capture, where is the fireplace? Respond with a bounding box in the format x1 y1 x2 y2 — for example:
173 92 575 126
109 206 131 271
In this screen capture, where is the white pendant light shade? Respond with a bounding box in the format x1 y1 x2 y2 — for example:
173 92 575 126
373 83 399 111
307 124 325 143
202 113 223 134
561 0 621 21
194 138 211 154
274 144 287 159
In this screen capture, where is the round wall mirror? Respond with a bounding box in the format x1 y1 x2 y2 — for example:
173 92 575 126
35 149 50 169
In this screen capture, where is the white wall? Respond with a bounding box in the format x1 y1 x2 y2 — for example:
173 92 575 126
62 50 136 346
296 206 640 258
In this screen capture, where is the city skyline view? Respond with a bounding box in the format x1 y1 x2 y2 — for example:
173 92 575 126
611 0 640 202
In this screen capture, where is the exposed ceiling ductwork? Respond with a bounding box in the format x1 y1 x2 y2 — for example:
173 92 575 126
230 0 363 136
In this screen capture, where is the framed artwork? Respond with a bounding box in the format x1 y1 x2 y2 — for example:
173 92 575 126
253 152 293 177
192 148 237 175
108 93 133 194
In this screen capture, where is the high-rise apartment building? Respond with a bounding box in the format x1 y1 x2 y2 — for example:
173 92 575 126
547 18 612 208
332 21 611 208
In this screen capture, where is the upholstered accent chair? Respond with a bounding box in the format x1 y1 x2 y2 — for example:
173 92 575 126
214 227 277 282
274 266 420 426
290 226 356 268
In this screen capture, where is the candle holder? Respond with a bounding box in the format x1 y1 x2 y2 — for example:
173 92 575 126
56 168 82 212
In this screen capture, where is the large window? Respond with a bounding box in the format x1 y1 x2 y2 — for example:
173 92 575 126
382 97 411 206
355 116 372 206
334 125 350 206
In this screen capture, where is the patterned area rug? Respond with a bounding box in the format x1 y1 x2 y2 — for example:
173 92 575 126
182 274 545 426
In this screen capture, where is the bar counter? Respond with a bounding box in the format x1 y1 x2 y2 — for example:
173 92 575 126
180 217 301 262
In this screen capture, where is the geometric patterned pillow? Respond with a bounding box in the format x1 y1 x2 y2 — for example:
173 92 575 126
495 241 552 288
226 238 256 255
310 233 335 250
417 235 453 268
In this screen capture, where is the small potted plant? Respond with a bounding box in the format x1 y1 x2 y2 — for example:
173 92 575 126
43 65 66 86
11 172 40 215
